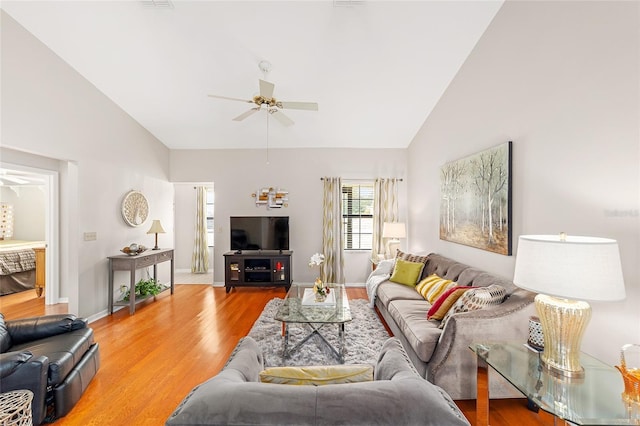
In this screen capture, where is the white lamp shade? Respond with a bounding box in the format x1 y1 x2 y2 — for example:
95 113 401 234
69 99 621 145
513 234 625 301
382 222 406 239
147 220 166 234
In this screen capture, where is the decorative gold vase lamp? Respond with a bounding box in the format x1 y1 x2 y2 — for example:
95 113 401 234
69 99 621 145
513 234 626 378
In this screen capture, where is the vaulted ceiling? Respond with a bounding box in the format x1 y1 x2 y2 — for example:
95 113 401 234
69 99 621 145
1 1 503 150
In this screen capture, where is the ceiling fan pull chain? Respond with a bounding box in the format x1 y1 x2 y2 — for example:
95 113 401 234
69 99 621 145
266 109 270 165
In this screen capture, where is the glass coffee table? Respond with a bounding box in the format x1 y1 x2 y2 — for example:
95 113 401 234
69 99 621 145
274 283 351 363
470 341 634 425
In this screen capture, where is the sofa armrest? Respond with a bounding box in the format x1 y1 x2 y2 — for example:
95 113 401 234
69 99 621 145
374 337 421 381
426 289 536 399
0 350 33 378
220 336 264 383
0 350 50 425
7 314 87 345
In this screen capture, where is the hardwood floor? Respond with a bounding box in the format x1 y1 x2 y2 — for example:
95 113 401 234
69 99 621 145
0 285 552 425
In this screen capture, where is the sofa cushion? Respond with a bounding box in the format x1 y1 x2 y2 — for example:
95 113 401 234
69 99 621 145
259 364 373 385
394 250 429 278
10 327 95 386
423 254 470 281
389 259 424 287
387 300 442 363
415 274 457 303
439 284 508 329
0 314 11 353
427 286 472 320
376 281 424 307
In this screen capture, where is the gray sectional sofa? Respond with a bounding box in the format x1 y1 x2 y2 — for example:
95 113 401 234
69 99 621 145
371 253 536 400
166 336 470 426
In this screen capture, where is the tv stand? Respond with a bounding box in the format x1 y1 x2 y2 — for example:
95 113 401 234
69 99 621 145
223 251 292 293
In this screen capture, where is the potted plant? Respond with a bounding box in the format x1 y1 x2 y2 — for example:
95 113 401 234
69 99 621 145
120 277 163 302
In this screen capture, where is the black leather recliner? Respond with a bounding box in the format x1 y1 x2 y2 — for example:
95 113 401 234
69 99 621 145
0 313 100 425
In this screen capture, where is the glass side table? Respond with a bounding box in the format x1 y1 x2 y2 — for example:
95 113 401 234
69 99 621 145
470 342 635 426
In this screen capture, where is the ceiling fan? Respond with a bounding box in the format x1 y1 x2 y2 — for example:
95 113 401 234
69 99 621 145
207 61 318 127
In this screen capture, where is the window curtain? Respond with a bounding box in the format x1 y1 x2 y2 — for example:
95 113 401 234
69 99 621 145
321 177 345 284
191 186 209 273
371 178 400 261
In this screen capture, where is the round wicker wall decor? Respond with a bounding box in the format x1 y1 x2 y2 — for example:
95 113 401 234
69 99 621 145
121 190 149 227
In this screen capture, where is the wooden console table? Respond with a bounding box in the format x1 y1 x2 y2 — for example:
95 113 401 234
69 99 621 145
108 248 174 315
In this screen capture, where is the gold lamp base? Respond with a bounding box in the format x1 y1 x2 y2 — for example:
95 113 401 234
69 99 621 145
535 294 591 379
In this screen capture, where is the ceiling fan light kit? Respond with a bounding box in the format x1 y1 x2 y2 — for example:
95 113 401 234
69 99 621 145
208 62 318 127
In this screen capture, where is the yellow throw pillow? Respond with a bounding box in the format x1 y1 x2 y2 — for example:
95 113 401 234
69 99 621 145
259 364 374 386
389 259 424 287
415 274 457 303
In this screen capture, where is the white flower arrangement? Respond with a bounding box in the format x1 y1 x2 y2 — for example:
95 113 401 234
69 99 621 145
308 252 325 267
309 253 328 298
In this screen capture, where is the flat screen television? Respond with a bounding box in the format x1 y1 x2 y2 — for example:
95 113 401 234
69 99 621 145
230 216 289 251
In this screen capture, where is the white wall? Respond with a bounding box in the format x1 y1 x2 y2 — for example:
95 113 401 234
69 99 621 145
170 148 408 285
1 11 174 318
407 1 640 365
0 186 45 241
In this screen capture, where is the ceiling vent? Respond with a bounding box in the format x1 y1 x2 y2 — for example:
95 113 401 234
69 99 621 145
141 0 174 8
333 1 365 7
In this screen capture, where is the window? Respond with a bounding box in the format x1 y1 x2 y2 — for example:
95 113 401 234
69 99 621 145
342 183 374 250
206 188 214 247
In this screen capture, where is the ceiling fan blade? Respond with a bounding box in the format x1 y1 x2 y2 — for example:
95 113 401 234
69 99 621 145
279 101 319 111
0 175 30 184
270 110 294 127
208 94 253 103
259 79 275 99
232 108 260 122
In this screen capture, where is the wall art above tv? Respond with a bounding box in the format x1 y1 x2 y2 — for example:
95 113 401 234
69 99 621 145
440 141 512 255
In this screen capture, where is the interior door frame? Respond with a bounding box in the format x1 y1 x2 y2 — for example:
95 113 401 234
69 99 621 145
0 161 60 304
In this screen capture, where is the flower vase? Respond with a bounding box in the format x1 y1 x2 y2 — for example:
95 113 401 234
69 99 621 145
313 278 326 302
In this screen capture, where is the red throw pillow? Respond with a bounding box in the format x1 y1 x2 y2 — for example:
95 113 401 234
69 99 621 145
427 286 471 320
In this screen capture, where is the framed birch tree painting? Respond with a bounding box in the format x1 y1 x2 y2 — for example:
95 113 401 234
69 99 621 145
440 141 512 255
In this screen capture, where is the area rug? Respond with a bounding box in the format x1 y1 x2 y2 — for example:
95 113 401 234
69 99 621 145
247 298 391 367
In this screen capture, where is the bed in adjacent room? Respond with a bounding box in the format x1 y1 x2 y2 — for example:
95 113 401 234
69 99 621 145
0 240 46 296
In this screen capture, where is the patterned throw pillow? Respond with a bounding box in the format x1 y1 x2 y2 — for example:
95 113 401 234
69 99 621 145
395 250 429 265
438 284 507 329
415 274 457 303
427 286 471 320
389 259 425 287
391 250 428 279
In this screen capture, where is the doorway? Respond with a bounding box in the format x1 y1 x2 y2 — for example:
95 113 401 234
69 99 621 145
0 163 61 307
173 183 214 285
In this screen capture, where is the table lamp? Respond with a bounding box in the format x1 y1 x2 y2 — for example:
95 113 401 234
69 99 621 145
382 222 406 258
147 220 166 250
513 234 625 378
